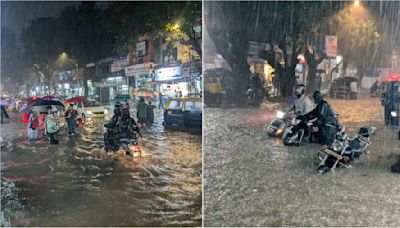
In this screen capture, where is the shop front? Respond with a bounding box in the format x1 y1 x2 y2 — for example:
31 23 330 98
125 62 155 94
93 76 127 104
154 64 190 98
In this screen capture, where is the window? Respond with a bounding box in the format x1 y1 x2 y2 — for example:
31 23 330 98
168 100 182 110
185 101 202 111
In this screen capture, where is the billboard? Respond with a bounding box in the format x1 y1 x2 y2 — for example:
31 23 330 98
154 66 182 81
325 35 337 57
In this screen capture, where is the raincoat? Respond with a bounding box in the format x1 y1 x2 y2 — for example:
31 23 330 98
136 101 147 122
304 100 338 146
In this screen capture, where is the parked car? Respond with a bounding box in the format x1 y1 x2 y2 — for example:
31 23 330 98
163 97 202 128
76 100 107 118
114 94 132 105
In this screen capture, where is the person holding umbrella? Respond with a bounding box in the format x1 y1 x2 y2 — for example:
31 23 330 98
45 106 60 144
64 104 78 135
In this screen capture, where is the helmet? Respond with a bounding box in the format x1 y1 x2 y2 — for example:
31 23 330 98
358 127 369 137
293 84 306 97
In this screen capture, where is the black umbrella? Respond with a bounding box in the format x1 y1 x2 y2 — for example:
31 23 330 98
30 99 65 112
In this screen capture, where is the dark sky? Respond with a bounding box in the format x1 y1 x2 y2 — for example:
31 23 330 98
1 1 108 37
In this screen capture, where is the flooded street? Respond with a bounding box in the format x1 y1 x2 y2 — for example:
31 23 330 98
1 109 201 227
204 98 400 227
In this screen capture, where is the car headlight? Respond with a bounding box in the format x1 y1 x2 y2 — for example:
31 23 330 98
391 111 398 117
104 109 108 114
87 110 93 115
277 111 285 119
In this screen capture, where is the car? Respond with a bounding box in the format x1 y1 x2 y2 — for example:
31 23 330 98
163 97 202 128
76 100 108 118
114 94 132 105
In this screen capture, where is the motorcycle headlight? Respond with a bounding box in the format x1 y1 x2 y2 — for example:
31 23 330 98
277 111 285 119
332 141 343 152
292 119 301 125
390 111 398 117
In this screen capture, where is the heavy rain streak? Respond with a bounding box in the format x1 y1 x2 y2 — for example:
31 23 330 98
204 1 400 227
1 1 202 227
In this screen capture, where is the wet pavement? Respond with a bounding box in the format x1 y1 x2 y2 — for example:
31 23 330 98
204 98 400 227
1 109 201 227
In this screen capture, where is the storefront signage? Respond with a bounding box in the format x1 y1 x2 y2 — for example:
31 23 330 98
111 57 129 72
325 35 337 57
155 66 182 81
125 62 154 77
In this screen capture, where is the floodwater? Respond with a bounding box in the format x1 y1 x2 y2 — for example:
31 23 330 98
204 98 400 227
1 109 201 227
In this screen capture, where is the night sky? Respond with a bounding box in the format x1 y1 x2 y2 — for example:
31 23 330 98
1 1 108 37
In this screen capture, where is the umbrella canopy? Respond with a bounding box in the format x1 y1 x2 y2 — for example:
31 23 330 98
138 96 156 102
42 95 56 100
134 89 154 97
30 100 64 112
0 99 9 106
32 105 64 113
380 72 400 83
65 96 88 103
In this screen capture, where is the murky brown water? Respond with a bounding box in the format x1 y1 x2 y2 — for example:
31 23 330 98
1 109 201 227
204 98 400 227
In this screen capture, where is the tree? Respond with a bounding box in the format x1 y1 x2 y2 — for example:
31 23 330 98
56 2 115 96
104 1 201 57
205 1 345 106
1 26 22 93
20 17 60 95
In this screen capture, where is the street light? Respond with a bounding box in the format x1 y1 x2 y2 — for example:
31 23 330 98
354 0 360 6
174 23 180 29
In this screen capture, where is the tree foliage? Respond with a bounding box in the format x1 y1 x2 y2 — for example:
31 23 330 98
104 1 201 57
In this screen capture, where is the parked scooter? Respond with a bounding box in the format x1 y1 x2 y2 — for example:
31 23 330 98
317 126 376 174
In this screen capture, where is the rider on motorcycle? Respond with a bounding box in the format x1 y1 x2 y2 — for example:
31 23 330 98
286 84 314 115
303 91 339 146
104 103 141 153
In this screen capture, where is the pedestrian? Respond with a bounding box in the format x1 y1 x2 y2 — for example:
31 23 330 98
64 104 78 135
158 92 164 109
28 111 39 141
45 106 60 144
146 101 155 125
136 98 147 126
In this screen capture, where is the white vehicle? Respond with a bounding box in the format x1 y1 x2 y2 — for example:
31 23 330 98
76 100 108 118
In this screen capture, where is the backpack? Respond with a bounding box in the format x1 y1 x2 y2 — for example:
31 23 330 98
31 117 39 130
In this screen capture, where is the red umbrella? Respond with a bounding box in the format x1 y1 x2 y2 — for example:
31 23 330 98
380 72 400 83
65 96 88 103
42 95 56 100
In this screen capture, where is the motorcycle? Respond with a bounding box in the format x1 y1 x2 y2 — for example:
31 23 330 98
267 111 293 137
317 126 376 174
282 115 317 146
104 125 142 157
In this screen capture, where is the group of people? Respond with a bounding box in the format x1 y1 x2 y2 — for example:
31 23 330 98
287 84 339 146
26 104 78 144
136 98 155 126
